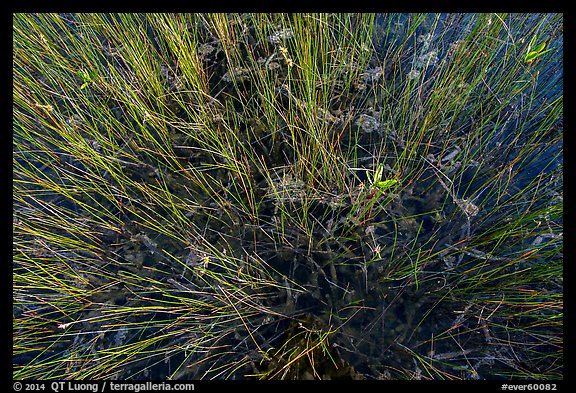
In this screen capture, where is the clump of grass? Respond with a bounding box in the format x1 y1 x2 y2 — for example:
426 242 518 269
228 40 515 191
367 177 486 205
14 13 562 380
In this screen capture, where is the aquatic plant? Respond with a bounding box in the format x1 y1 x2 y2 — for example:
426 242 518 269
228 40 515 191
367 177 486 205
14 13 562 380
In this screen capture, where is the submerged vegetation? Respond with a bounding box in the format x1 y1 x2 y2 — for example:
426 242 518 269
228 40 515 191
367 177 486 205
13 13 562 380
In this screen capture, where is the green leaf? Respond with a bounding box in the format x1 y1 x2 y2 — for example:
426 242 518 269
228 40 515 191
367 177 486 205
374 179 398 191
527 34 537 52
373 163 384 184
78 70 89 81
533 41 547 53
524 51 540 63
524 37 551 63
524 47 552 63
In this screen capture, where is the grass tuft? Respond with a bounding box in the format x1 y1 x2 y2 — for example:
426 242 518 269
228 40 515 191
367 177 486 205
14 13 562 380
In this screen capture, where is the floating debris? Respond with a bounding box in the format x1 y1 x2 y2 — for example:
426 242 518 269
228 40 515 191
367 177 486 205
407 69 421 80
198 43 216 57
356 114 381 133
416 50 439 68
268 28 293 44
222 66 251 82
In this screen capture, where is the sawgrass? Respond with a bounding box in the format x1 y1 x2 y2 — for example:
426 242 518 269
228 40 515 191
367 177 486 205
14 13 562 380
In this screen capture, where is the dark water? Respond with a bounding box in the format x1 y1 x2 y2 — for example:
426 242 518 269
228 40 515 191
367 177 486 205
14 13 562 380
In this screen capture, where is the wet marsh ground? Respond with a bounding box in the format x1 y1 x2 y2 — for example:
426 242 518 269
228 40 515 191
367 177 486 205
14 13 562 380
